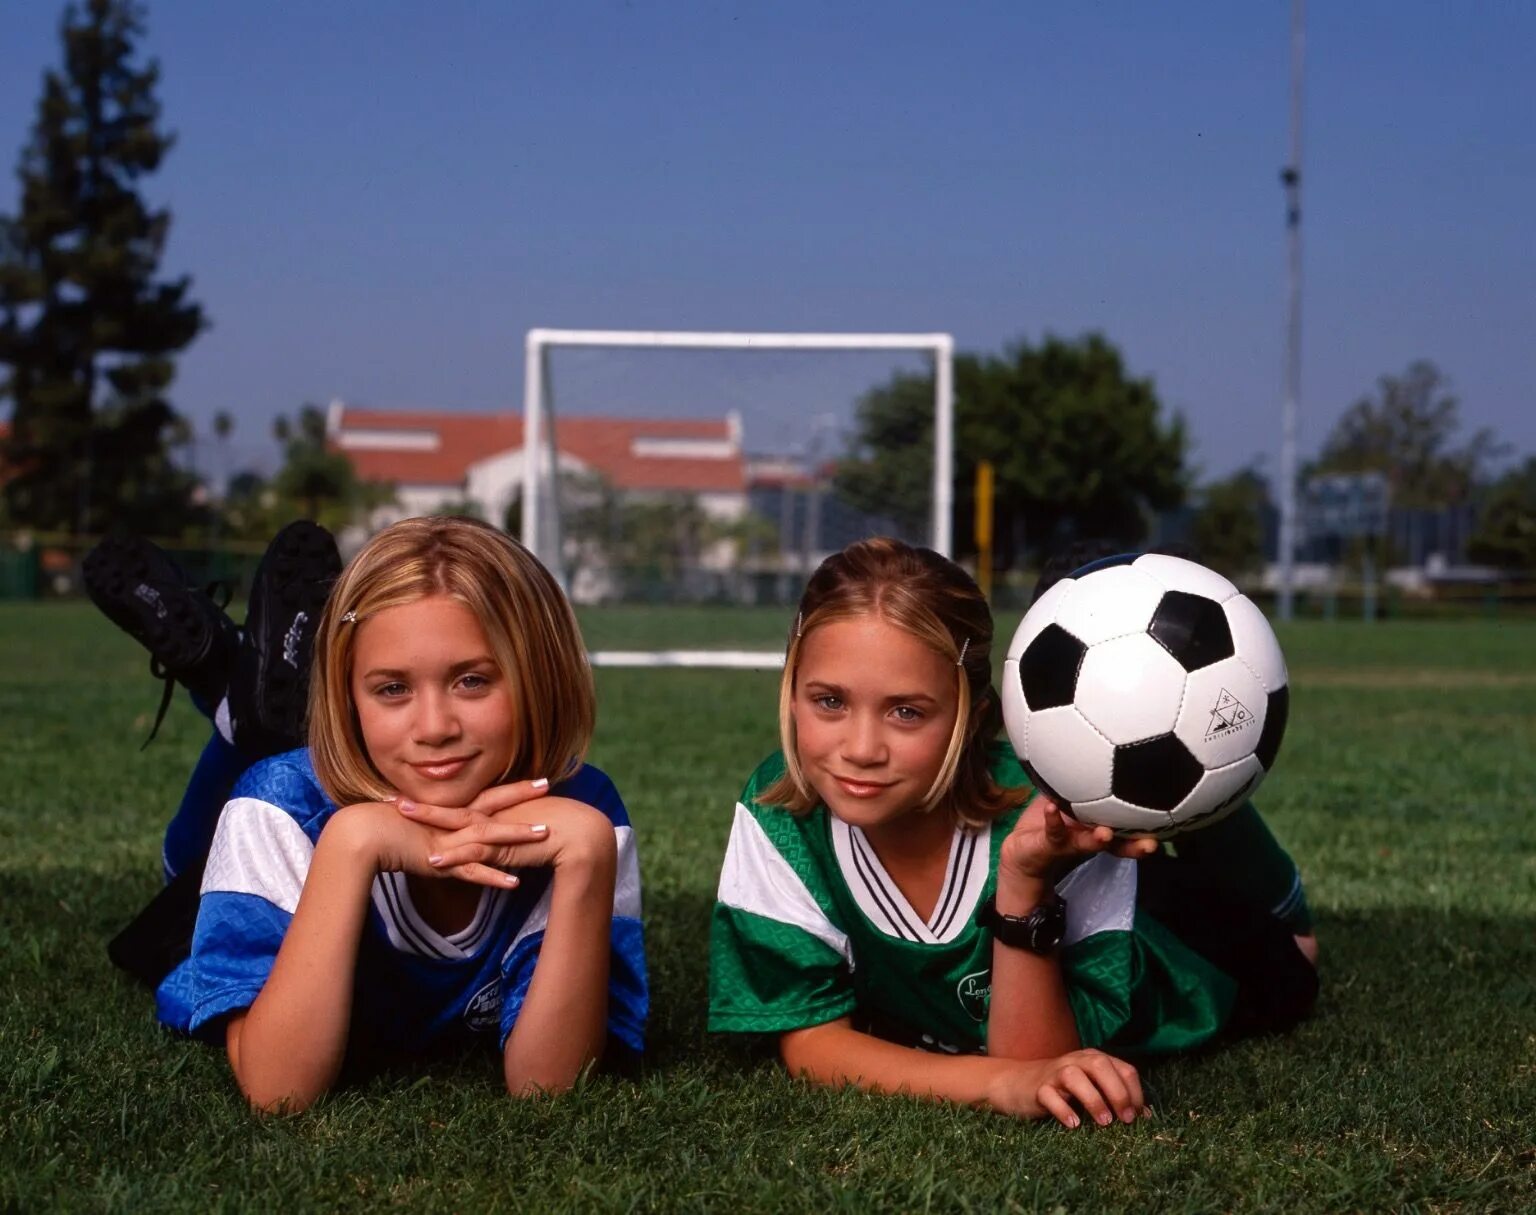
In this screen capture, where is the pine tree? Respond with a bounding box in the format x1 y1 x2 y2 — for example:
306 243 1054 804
0 0 203 534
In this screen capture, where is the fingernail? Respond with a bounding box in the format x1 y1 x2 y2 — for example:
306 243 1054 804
530 824 548 834
531 778 549 790
1096 1111 1112 1126
504 872 520 886
1121 1108 1136 1123
428 854 443 866
398 799 417 814
1066 1115 1080 1128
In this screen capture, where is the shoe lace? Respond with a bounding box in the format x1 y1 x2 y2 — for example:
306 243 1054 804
138 581 234 750
141 658 178 750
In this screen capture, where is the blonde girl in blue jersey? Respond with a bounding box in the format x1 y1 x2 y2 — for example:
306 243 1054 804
709 538 1315 1126
139 517 646 1112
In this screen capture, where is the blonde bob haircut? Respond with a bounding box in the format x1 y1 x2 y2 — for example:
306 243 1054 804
760 537 1026 827
308 516 595 807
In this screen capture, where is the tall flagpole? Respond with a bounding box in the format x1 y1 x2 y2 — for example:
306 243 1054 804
1277 0 1305 621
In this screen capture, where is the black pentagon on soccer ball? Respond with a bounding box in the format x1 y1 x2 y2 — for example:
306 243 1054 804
1147 590 1234 672
1111 734 1204 812
1255 684 1289 770
1018 623 1087 711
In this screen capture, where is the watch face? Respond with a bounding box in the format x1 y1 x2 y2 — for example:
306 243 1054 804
1029 901 1066 949
981 895 1066 953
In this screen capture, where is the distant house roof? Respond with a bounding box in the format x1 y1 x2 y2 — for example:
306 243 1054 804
329 402 745 494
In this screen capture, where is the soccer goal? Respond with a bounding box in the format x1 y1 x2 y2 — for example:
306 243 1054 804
519 327 954 668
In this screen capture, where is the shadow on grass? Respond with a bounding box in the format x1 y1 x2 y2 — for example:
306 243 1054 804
12 866 1531 1098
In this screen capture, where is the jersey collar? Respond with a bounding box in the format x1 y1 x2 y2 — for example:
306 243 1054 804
830 816 990 945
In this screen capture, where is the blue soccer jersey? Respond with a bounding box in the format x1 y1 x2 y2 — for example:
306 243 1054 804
156 750 647 1054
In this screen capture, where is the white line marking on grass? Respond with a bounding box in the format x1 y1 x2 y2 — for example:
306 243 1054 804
589 650 785 670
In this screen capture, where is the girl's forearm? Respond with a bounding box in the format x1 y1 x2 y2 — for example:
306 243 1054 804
985 874 1082 1059
227 810 377 1113
501 848 617 1095
781 1019 1042 1115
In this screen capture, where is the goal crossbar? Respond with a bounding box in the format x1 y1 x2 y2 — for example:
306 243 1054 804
521 327 954 552
520 327 955 668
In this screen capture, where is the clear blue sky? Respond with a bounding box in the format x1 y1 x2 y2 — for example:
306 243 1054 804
3 1 1532 486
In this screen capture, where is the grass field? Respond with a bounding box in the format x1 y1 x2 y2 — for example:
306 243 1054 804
2 602 1533 1212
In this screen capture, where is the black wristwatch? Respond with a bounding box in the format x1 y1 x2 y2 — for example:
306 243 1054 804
976 891 1067 954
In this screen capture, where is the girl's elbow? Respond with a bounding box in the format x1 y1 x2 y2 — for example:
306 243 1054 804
779 1026 833 1080
503 1042 603 1098
228 1045 333 1114
237 1075 325 1116
504 1070 575 1100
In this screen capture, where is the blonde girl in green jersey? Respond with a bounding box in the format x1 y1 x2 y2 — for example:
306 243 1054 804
708 538 1316 1126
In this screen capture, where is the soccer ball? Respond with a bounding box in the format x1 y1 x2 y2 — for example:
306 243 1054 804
1001 553 1289 837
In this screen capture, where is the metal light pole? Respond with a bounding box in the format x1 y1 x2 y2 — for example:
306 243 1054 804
1277 0 1306 621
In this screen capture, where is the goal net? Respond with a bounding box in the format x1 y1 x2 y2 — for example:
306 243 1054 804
518 328 954 666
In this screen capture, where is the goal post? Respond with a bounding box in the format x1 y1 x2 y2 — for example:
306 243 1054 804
519 327 955 669
521 327 955 563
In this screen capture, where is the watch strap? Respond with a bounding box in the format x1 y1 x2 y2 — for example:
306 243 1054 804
976 890 1067 954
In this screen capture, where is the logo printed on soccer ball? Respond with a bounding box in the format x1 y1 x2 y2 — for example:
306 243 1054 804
956 969 991 1021
1204 688 1254 740
1001 553 1290 838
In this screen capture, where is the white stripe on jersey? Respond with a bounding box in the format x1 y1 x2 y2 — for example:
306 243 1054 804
715 803 853 968
931 825 986 939
831 817 991 946
614 825 642 920
502 823 642 962
505 884 553 963
369 872 509 960
201 796 315 914
1057 853 1137 946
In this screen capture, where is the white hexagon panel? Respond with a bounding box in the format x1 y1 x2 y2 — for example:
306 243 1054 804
1068 793 1175 836
1005 577 1079 661
1170 754 1267 832
1050 565 1165 646
1020 706 1115 804
1171 654 1271 769
1073 633 1188 746
1225 594 1288 691
1133 553 1240 603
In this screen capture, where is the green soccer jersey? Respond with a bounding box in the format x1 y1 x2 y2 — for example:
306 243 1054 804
709 747 1235 1055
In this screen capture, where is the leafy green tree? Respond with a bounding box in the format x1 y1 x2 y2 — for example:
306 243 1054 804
564 473 770 594
1468 457 1536 573
1310 360 1506 509
218 468 275 541
429 498 485 521
0 0 204 534
836 334 1188 567
270 404 394 530
568 478 707 577
1191 468 1268 581
832 371 936 540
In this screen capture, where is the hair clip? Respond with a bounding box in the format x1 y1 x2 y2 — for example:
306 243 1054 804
795 611 803 639
957 638 971 666
341 610 357 624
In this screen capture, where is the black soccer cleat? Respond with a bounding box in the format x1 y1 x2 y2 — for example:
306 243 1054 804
83 535 241 717
228 520 342 757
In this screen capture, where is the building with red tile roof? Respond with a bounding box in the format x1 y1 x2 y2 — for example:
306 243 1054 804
326 400 748 533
